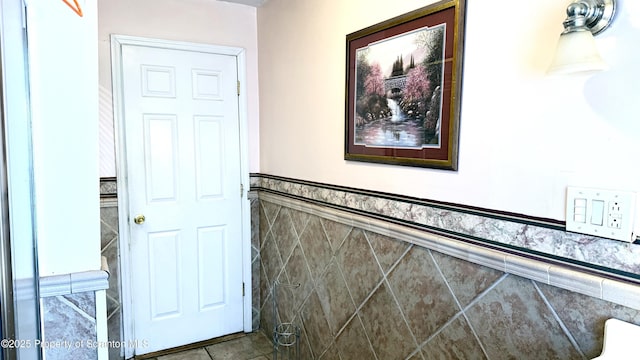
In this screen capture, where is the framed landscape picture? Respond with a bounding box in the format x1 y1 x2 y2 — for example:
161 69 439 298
344 0 466 170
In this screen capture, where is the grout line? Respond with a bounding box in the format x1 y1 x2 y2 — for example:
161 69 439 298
333 232 411 343
363 230 387 284
459 311 491 360
332 256 359 338
384 277 423 358
55 295 97 323
417 312 464 350
274 209 298 266
532 281 587 360
267 232 286 290
101 234 119 252
99 217 119 238
385 243 414 277
429 249 465 312
342 256 384 316
298 318 313 359
106 304 121 321
363 231 420 354
456 274 510 360
323 218 351 254
293 228 320 293
427 250 491 357
355 312 380 360
409 250 473 354
405 348 425 360
259 260 270 309
459 273 508 314
258 202 278 251
276 268 294 324
258 228 271 253
291 209 312 239
203 343 214 359
266 202 282 228
330 243 380 360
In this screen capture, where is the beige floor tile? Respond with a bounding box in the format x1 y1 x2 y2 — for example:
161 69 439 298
206 332 273 360
156 347 211 360
149 332 274 360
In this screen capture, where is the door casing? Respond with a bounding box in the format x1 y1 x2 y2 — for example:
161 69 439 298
110 35 252 359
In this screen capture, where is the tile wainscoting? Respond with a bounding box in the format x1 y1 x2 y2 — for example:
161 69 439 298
40 265 109 360
252 174 640 359
100 175 640 359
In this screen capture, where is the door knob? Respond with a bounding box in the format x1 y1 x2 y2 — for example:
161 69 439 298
133 214 146 225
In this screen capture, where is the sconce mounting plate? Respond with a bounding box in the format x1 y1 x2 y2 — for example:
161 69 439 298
583 0 616 35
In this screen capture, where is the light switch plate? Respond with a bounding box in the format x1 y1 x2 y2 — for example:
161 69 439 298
566 186 637 242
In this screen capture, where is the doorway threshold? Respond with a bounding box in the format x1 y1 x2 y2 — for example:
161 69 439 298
134 332 246 359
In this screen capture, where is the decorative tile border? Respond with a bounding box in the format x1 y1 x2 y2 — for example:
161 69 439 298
257 191 640 310
250 174 640 280
100 177 117 198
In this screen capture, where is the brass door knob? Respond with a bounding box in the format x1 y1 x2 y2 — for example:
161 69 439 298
133 214 146 225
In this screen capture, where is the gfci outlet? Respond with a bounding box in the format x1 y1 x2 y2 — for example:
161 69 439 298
566 187 637 242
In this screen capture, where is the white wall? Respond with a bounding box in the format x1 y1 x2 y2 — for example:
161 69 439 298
27 0 101 275
98 0 260 177
257 0 640 229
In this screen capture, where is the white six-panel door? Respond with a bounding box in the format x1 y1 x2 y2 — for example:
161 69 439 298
120 44 244 354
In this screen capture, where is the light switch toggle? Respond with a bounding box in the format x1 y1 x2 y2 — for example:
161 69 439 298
574 198 587 223
590 200 604 226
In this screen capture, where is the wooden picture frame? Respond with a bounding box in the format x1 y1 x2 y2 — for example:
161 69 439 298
344 0 466 170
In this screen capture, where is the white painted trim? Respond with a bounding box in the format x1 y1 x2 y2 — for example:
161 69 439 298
110 35 252 359
95 289 108 360
110 34 135 359
110 35 245 57
237 49 254 332
259 191 640 311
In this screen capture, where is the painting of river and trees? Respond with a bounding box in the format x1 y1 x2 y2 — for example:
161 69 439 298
344 0 465 170
354 25 445 149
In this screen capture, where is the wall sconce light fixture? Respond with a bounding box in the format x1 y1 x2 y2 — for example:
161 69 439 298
548 0 616 75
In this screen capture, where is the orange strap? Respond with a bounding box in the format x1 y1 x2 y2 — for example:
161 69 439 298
62 0 83 17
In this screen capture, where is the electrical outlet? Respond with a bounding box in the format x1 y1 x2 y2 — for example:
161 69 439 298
608 215 621 229
566 187 637 242
609 201 621 213
608 200 624 230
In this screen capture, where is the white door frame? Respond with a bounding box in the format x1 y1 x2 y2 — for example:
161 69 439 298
110 35 252 359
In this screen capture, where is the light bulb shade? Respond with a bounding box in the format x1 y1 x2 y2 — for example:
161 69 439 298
548 30 607 75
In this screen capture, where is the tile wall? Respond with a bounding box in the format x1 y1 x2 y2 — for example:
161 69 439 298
257 197 640 360
100 197 123 360
100 175 640 360
41 293 98 360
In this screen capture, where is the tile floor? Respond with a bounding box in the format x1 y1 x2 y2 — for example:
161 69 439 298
148 332 274 360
